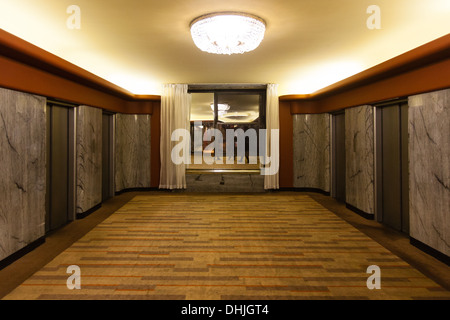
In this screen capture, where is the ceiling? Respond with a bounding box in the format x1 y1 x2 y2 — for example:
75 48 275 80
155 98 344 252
1 0 449 96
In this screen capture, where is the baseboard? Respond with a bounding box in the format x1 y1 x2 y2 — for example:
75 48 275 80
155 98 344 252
295 188 330 196
278 187 330 196
76 203 102 219
115 187 159 195
0 236 45 271
410 237 450 266
345 203 374 220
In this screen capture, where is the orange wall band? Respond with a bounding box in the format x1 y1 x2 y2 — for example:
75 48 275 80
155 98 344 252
281 33 450 110
2 29 449 115
0 55 157 114
287 58 450 114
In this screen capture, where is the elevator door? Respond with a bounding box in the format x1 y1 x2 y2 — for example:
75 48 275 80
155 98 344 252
102 113 112 201
380 103 409 233
334 113 346 202
47 105 70 231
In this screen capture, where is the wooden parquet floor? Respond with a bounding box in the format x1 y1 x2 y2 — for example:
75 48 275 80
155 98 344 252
3 193 450 300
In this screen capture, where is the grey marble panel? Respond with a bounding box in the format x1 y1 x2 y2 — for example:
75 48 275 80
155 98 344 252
0 87 46 261
76 105 102 214
293 114 330 192
345 105 374 214
115 114 151 192
409 89 450 256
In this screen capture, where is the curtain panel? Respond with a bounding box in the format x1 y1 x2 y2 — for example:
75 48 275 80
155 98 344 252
159 84 191 189
264 83 280 189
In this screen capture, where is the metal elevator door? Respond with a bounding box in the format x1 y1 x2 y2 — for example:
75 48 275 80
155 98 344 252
334 113 346 203
46 105 70 232
380 103 409 233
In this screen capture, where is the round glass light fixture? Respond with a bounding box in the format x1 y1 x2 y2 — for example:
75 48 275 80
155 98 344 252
210 103 231 111
211 103 230 116
190 12 266 55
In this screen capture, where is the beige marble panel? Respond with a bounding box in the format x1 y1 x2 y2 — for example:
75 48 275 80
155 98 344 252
293 114 330 192
345 105 375 215
76 105 102 214
0 87 46 261
115 114 151 192
409 89 450 256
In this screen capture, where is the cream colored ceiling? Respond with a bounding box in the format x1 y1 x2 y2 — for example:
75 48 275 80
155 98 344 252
1 0 449 96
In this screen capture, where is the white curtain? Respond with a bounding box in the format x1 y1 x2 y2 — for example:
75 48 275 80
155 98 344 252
159 84 191 189
264 83 280 189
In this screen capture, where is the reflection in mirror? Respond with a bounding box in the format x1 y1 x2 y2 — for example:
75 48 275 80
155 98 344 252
189 91 264 172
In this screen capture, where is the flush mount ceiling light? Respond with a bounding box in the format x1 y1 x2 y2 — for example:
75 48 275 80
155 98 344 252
190 12 266 55
219 111 259 123
210 103 231 111
211 103 230 116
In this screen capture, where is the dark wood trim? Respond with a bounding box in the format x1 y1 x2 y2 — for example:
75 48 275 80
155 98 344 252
115 188 160 195
0 237 45 271
372 97 409 108
151 102 161 188
76 203 102 220
410 238 450 266
346 203 375 220
279 187 330 196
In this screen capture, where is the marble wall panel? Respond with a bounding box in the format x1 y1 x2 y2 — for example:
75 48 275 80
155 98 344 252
0 87 46 261
115 114 151 192
293 114 330 192
345 105 375 214
76 105 102 214
409 89 450 256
